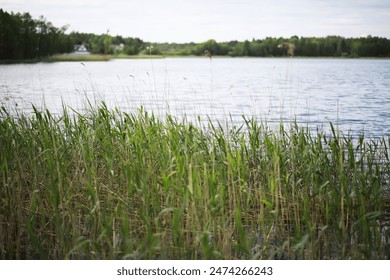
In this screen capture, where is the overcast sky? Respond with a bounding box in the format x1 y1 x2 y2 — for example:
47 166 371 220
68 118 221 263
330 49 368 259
1 0 389 42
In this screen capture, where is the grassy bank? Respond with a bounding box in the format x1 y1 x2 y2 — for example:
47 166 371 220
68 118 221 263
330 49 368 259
0 103 389 259
0 54 166 64
49 54 165 61
46 54 111 62
0 54 110 64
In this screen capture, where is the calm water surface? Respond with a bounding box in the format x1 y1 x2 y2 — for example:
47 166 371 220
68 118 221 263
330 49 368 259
1 58 389 137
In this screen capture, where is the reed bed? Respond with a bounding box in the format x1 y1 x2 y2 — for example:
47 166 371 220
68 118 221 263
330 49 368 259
46 54 110 62
0 103 389 259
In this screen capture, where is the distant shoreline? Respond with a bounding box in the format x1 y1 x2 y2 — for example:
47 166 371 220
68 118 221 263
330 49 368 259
1 54 389 64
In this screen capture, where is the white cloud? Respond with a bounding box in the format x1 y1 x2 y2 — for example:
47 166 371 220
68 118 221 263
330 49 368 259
1 0 389 42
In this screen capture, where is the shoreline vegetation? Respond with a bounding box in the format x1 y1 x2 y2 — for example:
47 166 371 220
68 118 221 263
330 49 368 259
1 9 390 64
1 53 389 64
0 103 389 259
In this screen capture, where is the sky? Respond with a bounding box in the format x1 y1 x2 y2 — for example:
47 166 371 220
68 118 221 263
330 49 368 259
1 0 390 42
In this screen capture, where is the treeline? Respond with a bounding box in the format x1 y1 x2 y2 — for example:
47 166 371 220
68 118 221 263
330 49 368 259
156 36 390 57
1 9 390 61
68 32 144 55
0 10 144 60
0 9 73 60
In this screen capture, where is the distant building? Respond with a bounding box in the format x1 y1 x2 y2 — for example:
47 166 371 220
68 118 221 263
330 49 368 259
73 44 90 55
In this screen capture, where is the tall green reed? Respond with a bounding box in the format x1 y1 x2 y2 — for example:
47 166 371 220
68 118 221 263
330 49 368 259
0 104 388 259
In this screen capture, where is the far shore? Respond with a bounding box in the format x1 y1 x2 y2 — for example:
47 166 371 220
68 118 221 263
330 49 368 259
1 53 389 64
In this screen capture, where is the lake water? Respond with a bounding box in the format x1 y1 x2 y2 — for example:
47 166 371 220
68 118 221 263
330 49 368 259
1 58 390 137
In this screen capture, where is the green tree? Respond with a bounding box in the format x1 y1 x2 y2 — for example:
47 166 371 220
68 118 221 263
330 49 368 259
193 39 221 56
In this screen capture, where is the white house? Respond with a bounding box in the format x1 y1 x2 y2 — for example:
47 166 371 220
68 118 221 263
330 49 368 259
73 44 90 55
